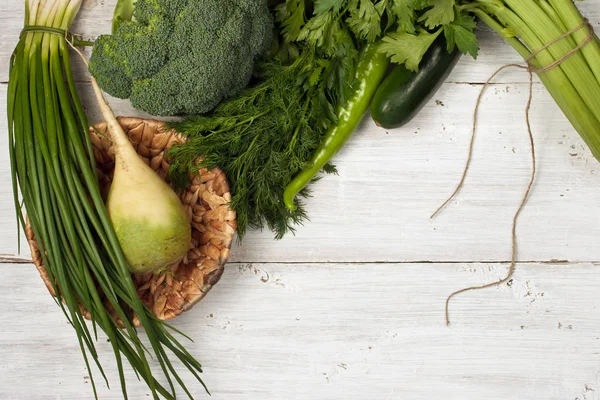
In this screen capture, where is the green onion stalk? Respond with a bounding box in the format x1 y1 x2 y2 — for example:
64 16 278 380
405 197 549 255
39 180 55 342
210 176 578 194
8 0 207 398
459 0 600 160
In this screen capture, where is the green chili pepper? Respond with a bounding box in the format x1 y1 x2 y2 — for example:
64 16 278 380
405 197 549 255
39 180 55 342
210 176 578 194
283 43 390 211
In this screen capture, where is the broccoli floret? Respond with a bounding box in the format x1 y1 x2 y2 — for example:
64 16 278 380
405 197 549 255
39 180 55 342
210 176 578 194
89 0 273 116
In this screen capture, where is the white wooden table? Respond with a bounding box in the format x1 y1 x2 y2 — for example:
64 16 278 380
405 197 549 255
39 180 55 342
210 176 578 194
1 1 599 399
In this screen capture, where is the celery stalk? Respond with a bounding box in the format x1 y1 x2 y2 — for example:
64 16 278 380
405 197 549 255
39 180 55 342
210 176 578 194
472 8 576 123
505 0 600 124
546 0 600 85
535 0 568 32
469 0 600 160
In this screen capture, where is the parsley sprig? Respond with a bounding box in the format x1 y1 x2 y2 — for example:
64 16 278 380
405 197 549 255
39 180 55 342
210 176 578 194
282 0 479 71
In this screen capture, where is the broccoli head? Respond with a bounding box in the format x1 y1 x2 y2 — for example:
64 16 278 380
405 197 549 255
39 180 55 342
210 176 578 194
89 0 273 116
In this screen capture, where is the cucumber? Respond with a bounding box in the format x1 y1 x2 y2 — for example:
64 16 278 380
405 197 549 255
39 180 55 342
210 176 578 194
370 35 462 129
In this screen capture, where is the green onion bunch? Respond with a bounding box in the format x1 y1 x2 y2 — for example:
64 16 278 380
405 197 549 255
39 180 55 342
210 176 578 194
8 1 206 398
460 0 600 160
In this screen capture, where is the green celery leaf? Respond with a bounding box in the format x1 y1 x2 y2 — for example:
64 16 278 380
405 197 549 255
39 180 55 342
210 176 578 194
375 0 404 32
297 12 348 55
314 0 347 14
275 0 307 42
325 19 348 54
298 12 334 48
346 0 382 42
380 28 441 71
443 10 479 58
389 0 417 33
309 65 325 86
415 0 455 28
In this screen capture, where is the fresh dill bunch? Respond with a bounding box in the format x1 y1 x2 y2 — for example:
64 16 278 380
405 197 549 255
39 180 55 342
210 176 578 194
168 46 356 239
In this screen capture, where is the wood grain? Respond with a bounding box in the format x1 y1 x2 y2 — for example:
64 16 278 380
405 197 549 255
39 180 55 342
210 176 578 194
1 261 598 400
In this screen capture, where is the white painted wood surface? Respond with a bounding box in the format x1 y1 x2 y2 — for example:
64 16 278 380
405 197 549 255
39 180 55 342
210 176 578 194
1 262 599 400
0 1 599 399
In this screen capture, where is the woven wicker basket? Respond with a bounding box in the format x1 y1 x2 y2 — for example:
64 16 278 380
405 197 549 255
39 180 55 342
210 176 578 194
27 117 237 325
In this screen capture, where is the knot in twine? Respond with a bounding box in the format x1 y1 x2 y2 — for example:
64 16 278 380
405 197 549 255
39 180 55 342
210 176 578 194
431 19 595 326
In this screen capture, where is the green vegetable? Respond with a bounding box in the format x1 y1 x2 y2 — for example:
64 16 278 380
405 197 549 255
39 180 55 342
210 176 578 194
278 0 479 69
90 78 191 275
9 0 206 398
274 0 478 221
89 0 273 116
283 43 390 211
461 0 600 161
167 46 355 239
112 0 136 33
164 0 480 238
371 34 461 129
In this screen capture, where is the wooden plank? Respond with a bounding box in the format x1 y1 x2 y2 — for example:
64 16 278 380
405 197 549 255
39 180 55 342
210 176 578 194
0 261 598 399
2 80 600 263
1 0 599 84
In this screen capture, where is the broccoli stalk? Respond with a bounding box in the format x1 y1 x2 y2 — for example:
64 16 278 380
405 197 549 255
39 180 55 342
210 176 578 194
112 0 137 33
91 0 274 116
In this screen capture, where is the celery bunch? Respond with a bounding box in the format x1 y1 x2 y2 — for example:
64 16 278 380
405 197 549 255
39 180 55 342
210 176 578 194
460 0 600 160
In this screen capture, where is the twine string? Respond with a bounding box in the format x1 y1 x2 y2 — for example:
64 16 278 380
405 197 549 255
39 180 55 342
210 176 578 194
526 19 594 73
432 19 595 326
